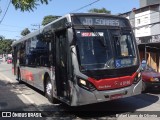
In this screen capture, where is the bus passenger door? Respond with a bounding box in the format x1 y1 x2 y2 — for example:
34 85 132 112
55 29 70 100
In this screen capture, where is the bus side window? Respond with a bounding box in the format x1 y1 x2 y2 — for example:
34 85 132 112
19 42 26 66
40 55 47 66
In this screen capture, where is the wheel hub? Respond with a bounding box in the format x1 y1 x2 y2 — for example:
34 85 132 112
46 82 52 96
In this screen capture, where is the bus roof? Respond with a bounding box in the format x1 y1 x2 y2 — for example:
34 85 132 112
11 14 69 47
70 13 128 19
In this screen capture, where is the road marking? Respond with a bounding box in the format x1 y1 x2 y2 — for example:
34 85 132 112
0 71 55 112
21 93 35 105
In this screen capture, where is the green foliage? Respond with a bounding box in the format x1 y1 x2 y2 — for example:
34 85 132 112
88 8 111 14
12 0 50 11
0 39 13 54
42 15 60 26
21 28 31 36
0 35 5 40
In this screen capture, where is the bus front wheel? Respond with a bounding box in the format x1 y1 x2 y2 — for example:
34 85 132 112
45 77 59 104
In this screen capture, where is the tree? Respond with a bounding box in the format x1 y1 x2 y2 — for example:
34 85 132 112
0 35 5 40
12 0 50 11
88 8 111 14
0 39 13 54
42 15 60 26
21 28 31 36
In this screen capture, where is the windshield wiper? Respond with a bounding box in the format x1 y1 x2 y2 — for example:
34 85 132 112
104 58 114 69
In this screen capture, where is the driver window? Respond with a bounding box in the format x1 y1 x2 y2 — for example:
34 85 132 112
114 34 135 57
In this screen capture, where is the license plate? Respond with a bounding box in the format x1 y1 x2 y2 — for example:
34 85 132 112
110 94 123 100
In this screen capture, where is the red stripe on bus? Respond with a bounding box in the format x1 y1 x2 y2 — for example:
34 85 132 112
21 69 34 81
88 72 137 90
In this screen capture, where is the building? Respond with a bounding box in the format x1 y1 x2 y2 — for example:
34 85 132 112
120 0 160 72
140 0 160 7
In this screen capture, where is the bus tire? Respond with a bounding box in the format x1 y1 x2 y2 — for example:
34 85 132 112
17 69 22 83
45 77 59 104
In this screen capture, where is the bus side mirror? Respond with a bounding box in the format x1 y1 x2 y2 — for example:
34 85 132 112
65 22 72 28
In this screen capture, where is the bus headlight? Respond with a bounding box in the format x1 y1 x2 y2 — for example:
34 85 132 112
79 79 87 85
78 79 96 91
133 72 141 84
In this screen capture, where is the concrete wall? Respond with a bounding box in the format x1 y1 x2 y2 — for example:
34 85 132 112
140 0 160 7
129 12 135 28
135 10 151 37
150 9 160 35
134 5 160 38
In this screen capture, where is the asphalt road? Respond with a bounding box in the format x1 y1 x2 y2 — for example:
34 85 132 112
0 62 160 120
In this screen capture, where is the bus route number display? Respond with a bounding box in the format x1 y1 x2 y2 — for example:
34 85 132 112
81 18 120 26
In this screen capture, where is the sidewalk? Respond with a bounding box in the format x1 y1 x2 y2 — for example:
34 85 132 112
0 73 37 111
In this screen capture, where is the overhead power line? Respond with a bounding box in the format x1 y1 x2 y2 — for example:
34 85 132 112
70 0 101 13
0 0 11 24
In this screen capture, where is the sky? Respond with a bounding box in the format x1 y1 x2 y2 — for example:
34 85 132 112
0 0 139 40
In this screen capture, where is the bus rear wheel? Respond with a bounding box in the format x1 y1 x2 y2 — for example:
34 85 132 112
45 77 59 104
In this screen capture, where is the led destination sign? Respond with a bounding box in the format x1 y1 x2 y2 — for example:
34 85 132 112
72 16 129 27
82 18 119 26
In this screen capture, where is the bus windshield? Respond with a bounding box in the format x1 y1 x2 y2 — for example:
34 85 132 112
75 29 137 71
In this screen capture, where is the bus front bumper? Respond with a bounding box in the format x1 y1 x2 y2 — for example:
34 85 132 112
71 80 142 106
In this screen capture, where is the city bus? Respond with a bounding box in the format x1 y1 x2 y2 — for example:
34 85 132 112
12 13 142 106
